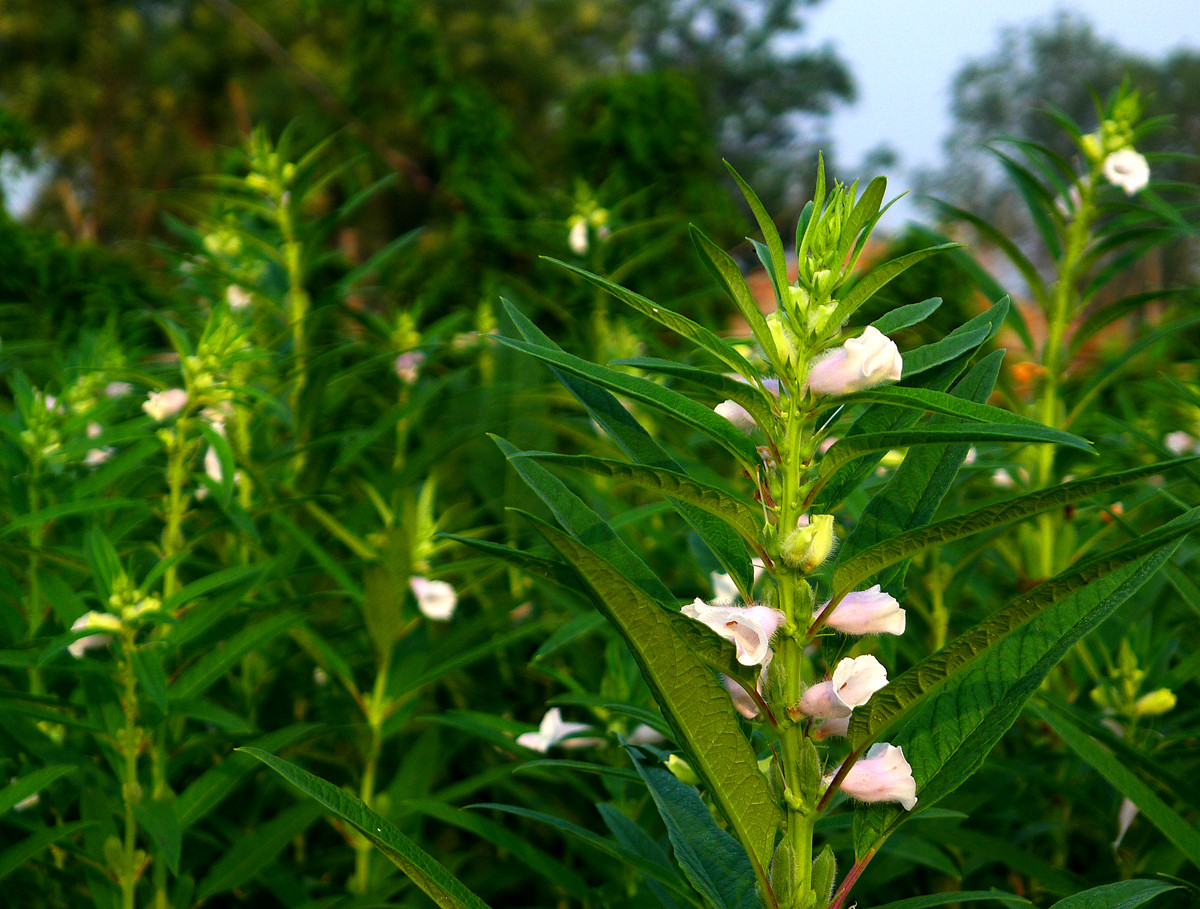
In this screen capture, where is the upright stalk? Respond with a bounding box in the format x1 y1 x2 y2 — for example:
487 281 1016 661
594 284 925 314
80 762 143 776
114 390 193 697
352 648 392 895
161 418 192 600
117 636 144 909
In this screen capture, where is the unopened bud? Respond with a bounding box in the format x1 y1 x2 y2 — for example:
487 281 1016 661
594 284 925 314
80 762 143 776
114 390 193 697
782 514 835 571
1134 688 1176 717
665 754 701 786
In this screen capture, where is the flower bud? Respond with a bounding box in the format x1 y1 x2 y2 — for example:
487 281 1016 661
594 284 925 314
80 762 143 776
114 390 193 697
568 218 588 255
715 400 756 433
1102 148 1150 196
516 708 594 752
806 327 902 396
782 514 835 571
797 654 888 719
681 599 785 667
825 742 917 810
68 612 124 658
767 312 800 369
142 389 188 422
665 754 701 786
723 674 760 719
1134 688 1176 717
817 585 905 636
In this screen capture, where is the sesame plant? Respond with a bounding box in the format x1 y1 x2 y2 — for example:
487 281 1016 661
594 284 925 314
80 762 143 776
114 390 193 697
238 155 1199 909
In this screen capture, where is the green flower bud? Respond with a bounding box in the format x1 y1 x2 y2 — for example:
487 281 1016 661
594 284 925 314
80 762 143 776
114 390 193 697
782 514 835 571
1134 688 1176 717
767 311 800 369
665 754 701 786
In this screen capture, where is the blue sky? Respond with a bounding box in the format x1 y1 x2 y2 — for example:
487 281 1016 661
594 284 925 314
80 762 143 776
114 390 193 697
803 0 1200 221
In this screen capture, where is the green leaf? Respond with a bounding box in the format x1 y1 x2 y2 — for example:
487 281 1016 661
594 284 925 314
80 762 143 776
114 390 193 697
440 534 585 596
1037 699 1200 870
847 512 1200 750
1069 290 1187 358
195 801 323 901
690 225 781 368
599 802 691 909
626 747 760 909
851 512 1194 859
237 748 493 909
900 326 991 379
511 452 764 547
837 351 1003 595
492 333 761 470
0 821 94 882
1047 880 1179 909
837 176 888 267
171 612 301 699
613 357 778 433
130 645 169 714
830 383 1055 430
545 257 758 379
403 799 589 900
532 522 781 876
501 298 753 590
1 498 148 537
832 460 1196 597
133 797 182 875
0 764 75 815
726 161 789 310
818 421 1092 482
829 243 961 327
494 436 676 603
870 298 943 336
472 803 703 904
870 892 1031 909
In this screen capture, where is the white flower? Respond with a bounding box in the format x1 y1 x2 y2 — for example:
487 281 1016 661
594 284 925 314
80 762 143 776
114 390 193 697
568 219 589 255
86 421 102 439
709 560 766 602
798 654 889 719
627 724 667 746
143 389 188 421
1102 149 1150 196
812 715 850 739
723 674 761 719
963 446 977 465
84 448 114 468
226 285 253 310
826 742 917 811
410 576 457 621
13 791 40 812
681 598 785 667
806 326 902 396
68 612 124 658
1114 797 1139 848
1165 431 1198 456
516 708 595 752
817 585 906 636
714 399 756 432
394 351 426 384
204 447 223 484
105 381 133 399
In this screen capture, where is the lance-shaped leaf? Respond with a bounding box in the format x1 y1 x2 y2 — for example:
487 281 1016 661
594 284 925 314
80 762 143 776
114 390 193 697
236 748 493 909
818 422 1092 481
837 351 1003 596
501 298 752 591
847 512 1200 751
726 161 789 310
1036 699 1200 870
510 452 764 547
836 176 888 267
439 534 585 595
796 154 827 265
691 225 781 368
1047 880 1179 909
826 385 1052 430
870 297 943 336
491 333 761 470
545 257 758 380
828 243 961 328
815 300 1009 510
494 435 675 603
625 745 762 909
850 510 1195 861
614 357 779 432
532 521 782 878
832 459 1197 597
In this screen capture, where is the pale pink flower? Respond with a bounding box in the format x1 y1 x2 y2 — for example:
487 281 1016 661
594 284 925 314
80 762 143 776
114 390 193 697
410 576 457 621
143 389 188 421
627 724 667 746
817 585 906 636
709 561 766 602
516 708 596 752
204 447 224 484
715 400 755 432
105 381 133 399
84 448 114 468
681 598 785 667
226 285 253 310
1114 797 1139 848
806 327 902 396
811 716 850 739
798 654 888 719
1165 432 1197 456
394 351 426 384
1102 149 1150 195
568 219 589 255
826 742 917 810
723 674 761 719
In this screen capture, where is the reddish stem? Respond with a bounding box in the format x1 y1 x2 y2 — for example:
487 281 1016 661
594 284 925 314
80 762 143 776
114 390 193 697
828 846 878 909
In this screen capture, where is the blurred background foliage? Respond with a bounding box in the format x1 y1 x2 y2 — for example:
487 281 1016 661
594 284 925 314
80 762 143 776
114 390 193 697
0 2 1198 908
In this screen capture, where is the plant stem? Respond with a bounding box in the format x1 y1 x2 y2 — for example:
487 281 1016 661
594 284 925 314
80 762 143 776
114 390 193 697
162 419 192 600
118 638 143 909
352 648 392 895
278 196 310 463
